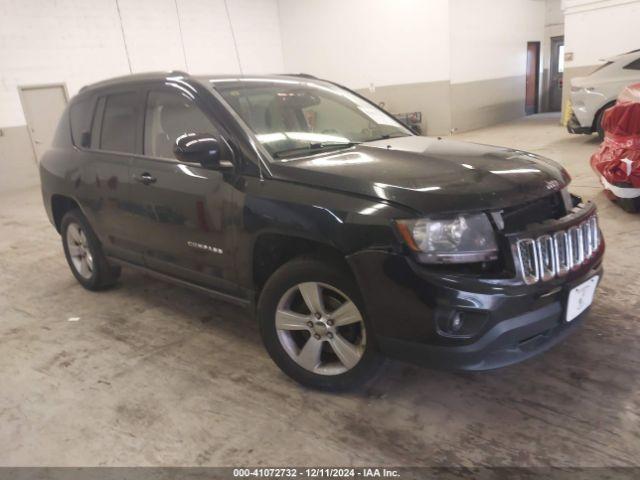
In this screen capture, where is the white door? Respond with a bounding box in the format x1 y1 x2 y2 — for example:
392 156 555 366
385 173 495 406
19 85 68 161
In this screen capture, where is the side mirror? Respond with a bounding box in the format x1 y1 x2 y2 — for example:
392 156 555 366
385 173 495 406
173 133 232 170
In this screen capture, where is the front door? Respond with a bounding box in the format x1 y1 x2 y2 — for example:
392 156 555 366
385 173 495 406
525 42 540 115
19 84 68 161
129 85 238 294
549 36 565 112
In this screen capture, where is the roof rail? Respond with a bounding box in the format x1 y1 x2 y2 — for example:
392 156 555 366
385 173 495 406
279 73 318 79
79 70 192 93
168 70 190 77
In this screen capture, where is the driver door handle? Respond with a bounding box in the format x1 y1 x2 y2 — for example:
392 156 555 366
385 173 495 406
133 172 157 185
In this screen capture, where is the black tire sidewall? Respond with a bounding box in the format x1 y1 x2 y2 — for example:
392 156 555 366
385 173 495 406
61 209 111 290
258 257 382 391
596 112 605 141
596 102 614 141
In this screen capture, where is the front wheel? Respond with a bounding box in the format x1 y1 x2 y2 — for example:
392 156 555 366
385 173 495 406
258 257 383 390
595 102 615 141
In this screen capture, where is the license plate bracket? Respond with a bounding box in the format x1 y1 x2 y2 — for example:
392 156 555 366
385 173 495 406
565 276 599 322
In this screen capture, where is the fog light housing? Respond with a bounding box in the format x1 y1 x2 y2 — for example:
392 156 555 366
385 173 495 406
436 309 488 338
451 314 463 332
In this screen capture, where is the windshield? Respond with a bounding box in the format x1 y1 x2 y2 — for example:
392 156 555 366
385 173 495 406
213 78 412 159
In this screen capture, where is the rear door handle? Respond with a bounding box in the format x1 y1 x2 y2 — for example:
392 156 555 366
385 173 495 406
133 172 157 185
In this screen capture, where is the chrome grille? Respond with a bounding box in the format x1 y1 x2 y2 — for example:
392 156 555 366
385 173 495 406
517 239 539 284
516 215 600 285
536 235 556 281
568 226 583 268
553 231 570 277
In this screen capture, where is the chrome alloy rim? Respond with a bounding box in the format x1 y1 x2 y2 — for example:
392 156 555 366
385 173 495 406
275 282 366 375
66 222 94 279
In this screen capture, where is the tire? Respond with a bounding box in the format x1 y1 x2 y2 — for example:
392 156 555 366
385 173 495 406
596 111 605 141
258 256 383 391
61 209 121 290
595 102 614 141
616 197 640 213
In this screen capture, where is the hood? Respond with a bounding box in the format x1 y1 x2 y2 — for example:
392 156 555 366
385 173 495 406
269 136 570 215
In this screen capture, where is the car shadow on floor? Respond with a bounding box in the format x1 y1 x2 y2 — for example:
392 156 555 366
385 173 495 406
107 267 638 409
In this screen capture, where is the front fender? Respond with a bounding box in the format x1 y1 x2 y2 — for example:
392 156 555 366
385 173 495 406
232 176 414 288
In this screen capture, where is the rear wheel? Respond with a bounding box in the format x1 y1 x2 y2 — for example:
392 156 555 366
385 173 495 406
258 257 383 390
61 209 120 290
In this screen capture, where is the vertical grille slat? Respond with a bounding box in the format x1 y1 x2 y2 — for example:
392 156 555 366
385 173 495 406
553 231 570 277
517 239 539 285
582 221 592 257
514 214 600 284
568 225 584 268
589 216 599 255
536 235 556 281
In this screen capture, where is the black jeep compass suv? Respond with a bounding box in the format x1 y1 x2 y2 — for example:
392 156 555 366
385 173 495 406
40 71 604 390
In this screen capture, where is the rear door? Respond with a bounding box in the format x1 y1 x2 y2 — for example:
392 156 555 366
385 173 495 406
79 89 144 265
128 83 238 293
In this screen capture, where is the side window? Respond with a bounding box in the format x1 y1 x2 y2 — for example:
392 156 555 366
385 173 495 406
624 58 640 70
69 97 94 147
90 97 105 150
144 90 218 159
100 92 139 153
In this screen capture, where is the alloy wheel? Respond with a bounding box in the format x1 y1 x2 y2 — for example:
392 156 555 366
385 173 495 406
66 222 94 279
275 282 366 375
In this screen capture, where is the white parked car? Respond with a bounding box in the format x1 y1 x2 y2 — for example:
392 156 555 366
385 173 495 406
568 49 640 139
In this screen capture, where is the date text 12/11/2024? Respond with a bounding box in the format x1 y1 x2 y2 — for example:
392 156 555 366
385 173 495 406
232 468 400 478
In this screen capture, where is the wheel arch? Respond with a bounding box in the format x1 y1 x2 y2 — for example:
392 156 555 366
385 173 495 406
51 194 81 233
591 99 616 132
251 232 353 295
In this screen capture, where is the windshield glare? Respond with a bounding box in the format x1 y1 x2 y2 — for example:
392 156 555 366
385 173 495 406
213 79 411 159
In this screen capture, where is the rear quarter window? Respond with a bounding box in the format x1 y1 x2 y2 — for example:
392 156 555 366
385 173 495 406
69 97 94 147
624 58 640 70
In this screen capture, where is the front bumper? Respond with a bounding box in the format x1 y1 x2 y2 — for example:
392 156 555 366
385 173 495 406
567 111 592 134
346 206 605 371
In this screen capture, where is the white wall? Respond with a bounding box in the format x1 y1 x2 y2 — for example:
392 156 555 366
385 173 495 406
543 0 564 72
563 0 640 68
0 0 284 128
277 0 450 89
0 0 129 127
227 0 284 74
546 0 564 26
279 0 548 86
449 0 546 84
178 0 242 74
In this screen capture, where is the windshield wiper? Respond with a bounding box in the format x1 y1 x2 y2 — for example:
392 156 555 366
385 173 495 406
363 133 408 143
273 141 360 159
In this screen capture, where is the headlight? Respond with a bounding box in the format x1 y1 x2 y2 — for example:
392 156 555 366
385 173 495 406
395 213 498 264
572 86 595 93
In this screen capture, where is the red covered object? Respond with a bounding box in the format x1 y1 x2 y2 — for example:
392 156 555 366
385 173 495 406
590 83 640 196
591 83 640 198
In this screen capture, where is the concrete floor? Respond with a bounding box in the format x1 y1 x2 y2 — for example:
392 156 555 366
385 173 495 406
1 113 639 467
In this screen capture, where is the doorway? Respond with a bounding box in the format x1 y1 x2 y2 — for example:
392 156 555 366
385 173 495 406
549 36 565 112
525 41 541 115
18 84 68 161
